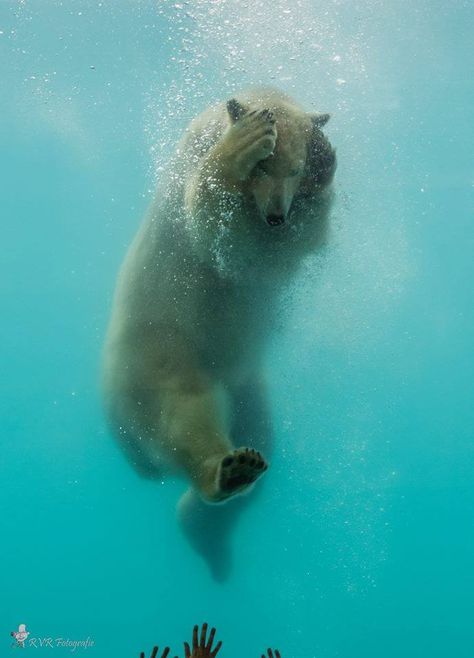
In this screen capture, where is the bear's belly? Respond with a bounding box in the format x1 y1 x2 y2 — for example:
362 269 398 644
194 301 270 383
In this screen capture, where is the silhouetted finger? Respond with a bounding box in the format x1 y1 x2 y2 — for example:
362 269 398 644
206 627 216 650
192 625 198 649
161 648 170 658
267 649 274 658
140 653 145 658
275 651 281 658
211 640 222 657
184 641 191 658
200 623 208 647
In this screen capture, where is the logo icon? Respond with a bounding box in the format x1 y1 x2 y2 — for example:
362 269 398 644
11 624 30 648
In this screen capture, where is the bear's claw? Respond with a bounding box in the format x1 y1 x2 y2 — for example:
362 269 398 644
218 447 267 498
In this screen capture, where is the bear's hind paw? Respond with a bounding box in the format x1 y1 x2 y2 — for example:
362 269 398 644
217 447 267 499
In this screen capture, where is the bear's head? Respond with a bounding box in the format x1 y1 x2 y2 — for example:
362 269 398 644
226 97 336 228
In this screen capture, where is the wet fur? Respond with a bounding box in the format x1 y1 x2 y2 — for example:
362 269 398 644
102 86 336 578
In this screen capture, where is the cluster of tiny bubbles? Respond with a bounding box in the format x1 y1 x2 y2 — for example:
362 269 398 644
283 191 412 354
144 0 414 342
144 0 372 184
208 192 247 278
184 184 250 280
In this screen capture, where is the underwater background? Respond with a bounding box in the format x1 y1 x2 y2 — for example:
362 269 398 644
1 1 473 656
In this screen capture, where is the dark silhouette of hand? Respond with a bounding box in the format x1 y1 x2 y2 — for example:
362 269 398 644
140 646 171 658
184 623 222 658
261 650 281 658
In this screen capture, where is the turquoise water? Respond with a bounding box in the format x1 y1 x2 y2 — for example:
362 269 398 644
1 1 473 656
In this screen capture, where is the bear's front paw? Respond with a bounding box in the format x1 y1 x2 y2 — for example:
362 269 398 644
217 447 268 499
222 106 278 181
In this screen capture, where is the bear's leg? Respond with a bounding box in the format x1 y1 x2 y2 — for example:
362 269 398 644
159 375 267 502
177 375 273 581
106 375 234 487
104 389 164 480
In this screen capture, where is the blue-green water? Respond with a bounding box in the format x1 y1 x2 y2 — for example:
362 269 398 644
1 1 473 656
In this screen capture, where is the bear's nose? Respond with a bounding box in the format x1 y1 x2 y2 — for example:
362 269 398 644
266 214 285 227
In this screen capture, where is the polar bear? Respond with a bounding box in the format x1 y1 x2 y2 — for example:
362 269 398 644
102 86 336 578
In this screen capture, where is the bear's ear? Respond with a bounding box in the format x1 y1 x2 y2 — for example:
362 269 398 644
311 113 331 129
227 98 248 123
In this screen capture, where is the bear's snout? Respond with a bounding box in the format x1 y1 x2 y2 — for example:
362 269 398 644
266 213 286 227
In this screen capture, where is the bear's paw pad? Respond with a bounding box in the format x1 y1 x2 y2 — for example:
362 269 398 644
218 447 267 496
